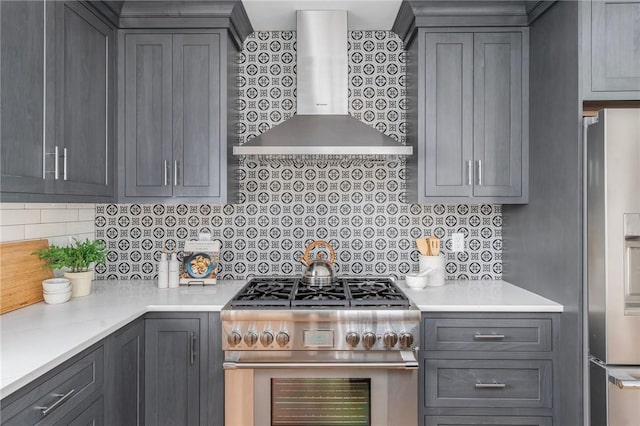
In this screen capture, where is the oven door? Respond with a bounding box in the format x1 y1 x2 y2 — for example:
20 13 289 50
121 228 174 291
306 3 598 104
224 351 419 426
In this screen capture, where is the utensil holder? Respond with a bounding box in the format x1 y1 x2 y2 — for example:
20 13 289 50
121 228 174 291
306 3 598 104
418 255 445 287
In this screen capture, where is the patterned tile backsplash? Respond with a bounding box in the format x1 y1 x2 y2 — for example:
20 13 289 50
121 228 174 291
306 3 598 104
95 30 502 281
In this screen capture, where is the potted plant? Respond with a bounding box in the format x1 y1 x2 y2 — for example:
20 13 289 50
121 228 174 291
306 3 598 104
34 239 106 297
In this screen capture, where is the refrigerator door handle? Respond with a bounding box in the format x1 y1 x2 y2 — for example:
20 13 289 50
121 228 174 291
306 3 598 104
608 371 640 389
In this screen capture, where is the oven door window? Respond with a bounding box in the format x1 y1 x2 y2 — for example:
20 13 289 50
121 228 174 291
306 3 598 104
271 378 371 426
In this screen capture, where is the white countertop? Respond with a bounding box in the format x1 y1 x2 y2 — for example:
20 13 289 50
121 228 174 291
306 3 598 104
0 278 562 399
400 280 564 312
0 280 246 399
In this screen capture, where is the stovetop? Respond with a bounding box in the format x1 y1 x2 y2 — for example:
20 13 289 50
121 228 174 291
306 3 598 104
229 276 411 309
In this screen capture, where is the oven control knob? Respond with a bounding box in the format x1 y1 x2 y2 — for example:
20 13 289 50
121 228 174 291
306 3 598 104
276 331 290 347
244 331 258 347
399 332 414 349
260 331 274 347
383 332 398 348
346 332 360 348
362 332 376 349
228 331 242 347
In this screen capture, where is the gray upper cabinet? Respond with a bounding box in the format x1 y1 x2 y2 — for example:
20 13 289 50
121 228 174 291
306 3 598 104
0 1 48 195
584 0 640 99
54 1 113 197
0 0 115 202
122 31 229 202
409 29 528 203
473 32 523 198
124 34 173 198
423 33 474 198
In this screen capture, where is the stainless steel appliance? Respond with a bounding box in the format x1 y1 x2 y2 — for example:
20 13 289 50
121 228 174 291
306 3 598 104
586 109 640 426
221 276 420 426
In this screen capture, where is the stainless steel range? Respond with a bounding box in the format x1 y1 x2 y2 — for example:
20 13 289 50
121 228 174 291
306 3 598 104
221 276 420 426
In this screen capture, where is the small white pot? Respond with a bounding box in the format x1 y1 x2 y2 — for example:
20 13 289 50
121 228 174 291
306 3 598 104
64 271 94 297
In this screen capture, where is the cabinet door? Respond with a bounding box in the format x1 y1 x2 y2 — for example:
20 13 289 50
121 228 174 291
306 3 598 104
473 32 523 198
172 34 223 198
591 0 640 92
124 34 173 197
145 317 204 426
54 1 113 197
0 1 49 194
54 395 104 426
423 33 473 198
105 320 144 426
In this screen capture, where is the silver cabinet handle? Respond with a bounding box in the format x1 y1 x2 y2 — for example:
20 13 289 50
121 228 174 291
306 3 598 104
173 160 179 186
35 389 75 417
474 334 505 340
477 159 483 186
223 361 419 370
475 382 506 389
609 372 640 389
189 332 196 365
54 146 59 180
466 160 472 186
63 148 68 181
163 160 168 186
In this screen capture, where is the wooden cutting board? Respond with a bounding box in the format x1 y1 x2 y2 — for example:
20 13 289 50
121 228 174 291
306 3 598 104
0 239 52 314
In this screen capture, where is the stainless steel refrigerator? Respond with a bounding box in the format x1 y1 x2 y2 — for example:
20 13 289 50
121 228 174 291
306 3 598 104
587 109 640 426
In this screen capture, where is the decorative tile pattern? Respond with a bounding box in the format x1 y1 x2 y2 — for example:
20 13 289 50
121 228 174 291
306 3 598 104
95 31 502 281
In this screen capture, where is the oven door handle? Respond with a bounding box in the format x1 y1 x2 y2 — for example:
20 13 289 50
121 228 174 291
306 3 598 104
224 360 419 370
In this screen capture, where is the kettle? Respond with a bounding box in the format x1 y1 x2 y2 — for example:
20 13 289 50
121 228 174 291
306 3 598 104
299 240 337 286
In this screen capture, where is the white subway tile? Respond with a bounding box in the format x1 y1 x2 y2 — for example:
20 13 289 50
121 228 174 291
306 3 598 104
0 225 25 242
69 232 95 242
24 223 67 239
28 203 67 209
78 208 95 221
66 203 95 209
66 221 94 235
0 209 41 226
0 203 25 210
41 209 79 223
48 236 73 247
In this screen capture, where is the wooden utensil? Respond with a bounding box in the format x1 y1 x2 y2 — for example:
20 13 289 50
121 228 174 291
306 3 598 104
1 239 52 314
426 236 440 256
416 238 430 256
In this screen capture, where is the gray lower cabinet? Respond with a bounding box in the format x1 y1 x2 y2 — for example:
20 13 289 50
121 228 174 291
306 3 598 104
0 344 104 425
55 395 104 426
0 0 115 202
122 31 231 202
420 313 557 426
583 0 640 99
105 318 145 425
144 312 210 426
425 416 552 426
407 29 528 204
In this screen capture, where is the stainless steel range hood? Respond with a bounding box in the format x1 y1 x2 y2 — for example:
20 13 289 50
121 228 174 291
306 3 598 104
233 10 412 161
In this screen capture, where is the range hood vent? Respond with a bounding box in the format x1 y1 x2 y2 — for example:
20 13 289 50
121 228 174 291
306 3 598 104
233 10 412 163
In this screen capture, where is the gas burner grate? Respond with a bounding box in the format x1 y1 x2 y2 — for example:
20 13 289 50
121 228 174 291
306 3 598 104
345 278 411 308
230 277 296 307
228 276 411 308
291 282 350 307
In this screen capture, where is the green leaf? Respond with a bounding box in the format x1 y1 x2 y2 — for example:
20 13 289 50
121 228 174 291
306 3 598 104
33 239 106 273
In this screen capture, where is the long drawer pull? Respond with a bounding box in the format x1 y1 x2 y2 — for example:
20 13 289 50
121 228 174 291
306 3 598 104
35 388 76 417
475 382 506 389
473 334 505 340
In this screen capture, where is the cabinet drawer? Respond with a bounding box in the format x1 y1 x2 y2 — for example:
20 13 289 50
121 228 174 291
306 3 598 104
425 359 552 408
424 318 552 352
425 416 552 426
1 346 104 425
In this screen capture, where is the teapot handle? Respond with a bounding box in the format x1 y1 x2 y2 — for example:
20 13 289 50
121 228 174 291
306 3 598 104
302 240 336 265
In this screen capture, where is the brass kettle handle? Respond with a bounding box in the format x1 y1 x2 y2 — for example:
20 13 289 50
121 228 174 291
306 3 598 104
302 240 336 265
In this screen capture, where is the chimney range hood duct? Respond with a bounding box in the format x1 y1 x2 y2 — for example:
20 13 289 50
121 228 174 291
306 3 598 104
233 10 412 164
